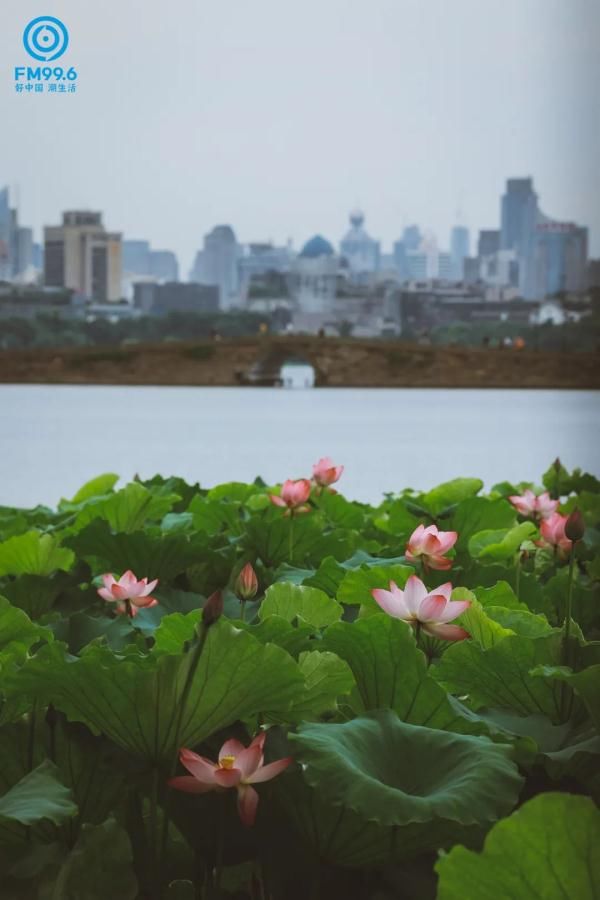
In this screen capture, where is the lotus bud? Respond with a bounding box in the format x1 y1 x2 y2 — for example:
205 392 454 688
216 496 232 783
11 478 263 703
565 508 585 543
202 590 223 627
235 563 258 601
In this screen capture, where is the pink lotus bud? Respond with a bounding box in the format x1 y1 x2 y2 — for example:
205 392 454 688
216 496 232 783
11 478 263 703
312 457 344 488
235 563 258 601
565 508 585 543
202 590 223 627
269 478 312 514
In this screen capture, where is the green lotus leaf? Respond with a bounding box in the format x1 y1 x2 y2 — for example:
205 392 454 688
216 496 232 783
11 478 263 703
50 818 138 900
0 531 74 577
420 477 483 515
0 596 52 675
435 792 600 900
284 651 355 722
321 614 484 733
290 711 522 827
0 760 77 830
0 574 63 620
474 581 529 611
450 497 516 552
243 513 325 567
434 631 570 721
316 492 364 529
456 595 552 649
65 519 209 581
468 522 537 561
69 482 181 534
187 495 244 536
302 555 347 596
532 663 600 732
63 473 120 506
12 620 304 762
481 606 553 639
259 583 342 627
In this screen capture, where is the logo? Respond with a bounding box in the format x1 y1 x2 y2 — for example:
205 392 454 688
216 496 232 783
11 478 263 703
23 16 69 61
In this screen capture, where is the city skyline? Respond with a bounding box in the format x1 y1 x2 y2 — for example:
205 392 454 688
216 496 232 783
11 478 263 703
1 0 598 275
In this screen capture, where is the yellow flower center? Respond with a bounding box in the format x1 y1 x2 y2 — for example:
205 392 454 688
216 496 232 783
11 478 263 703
219 755 236 770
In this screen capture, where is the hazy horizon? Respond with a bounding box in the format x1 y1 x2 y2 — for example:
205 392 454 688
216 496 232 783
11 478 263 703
1 0 599 275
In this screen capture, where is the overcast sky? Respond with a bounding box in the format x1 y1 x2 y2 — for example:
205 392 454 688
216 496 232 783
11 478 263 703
1 0 599 274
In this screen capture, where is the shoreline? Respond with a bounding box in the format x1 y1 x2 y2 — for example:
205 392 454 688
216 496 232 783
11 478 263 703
1 337 599 389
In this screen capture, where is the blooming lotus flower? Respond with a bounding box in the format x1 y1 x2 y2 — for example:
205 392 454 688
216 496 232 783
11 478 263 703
169 733 292 826
235 562 258 601
269 479 311 514
371 574 470 641
538 512 572 558
509 490 558 521
97 570 158 617
405 524 458 571
312 457 344 488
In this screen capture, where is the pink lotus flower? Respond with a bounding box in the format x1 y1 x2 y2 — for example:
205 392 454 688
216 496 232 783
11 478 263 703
169 733 292 826
538 512 572 558
405 524 458 571
269 479 311 515
509 490 558 521
235 562 258 600
371 574 470 641
97 570 158 617
312 457 344 488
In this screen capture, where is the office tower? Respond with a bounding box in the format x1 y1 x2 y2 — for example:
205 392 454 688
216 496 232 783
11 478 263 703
0 188 13 280
533 221 588 297
44 211 122 301
402 225 422 251
450 225 470 280
190 225 240 309
339 210 380 277
500 178 538 298
148 250 178 282
477 229 500 259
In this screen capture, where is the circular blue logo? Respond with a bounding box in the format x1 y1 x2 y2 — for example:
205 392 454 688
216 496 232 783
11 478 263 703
23 16 69 61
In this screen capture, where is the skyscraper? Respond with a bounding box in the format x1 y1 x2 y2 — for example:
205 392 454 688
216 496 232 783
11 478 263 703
190 225 240 309
500 178 538 298
339 210 380 278
533 221 588 297
0 188 11 280
44 211 122 301
450 225 470 280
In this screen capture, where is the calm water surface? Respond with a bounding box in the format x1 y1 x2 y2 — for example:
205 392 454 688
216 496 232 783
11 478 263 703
1 385 599 508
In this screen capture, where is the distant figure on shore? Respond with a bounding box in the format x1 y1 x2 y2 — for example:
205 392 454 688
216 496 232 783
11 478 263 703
514 336 526 350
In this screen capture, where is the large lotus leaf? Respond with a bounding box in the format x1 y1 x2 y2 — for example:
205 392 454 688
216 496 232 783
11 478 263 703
302 556 347 596
482 606 553 639
187 494 244 536
474 581 529 611
436 792 600 900
62 473 120 506
336 565 414 608
373 498 419 538
468 522 537 561
284 651 355 722
0 531 74 577
321 614 484 733
434 631 572 721
543 568 600 632
0 574 63 619
419 478 483 515
243 513 325 567
65 519 209 581
238 616 313 658
70 482 180 534
50 818 138 900
449 497 516 552
532 663 600 732
272 768 481 869
290 711 522 828
0 596 51 674
259 583 342 627
316 491 365 529
0 761 77 830
12 620 304 762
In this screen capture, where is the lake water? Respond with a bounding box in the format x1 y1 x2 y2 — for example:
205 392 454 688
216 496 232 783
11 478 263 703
0 385 598 508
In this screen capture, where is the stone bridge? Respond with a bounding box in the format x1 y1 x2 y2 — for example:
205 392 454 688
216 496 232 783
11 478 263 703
0 336 599 388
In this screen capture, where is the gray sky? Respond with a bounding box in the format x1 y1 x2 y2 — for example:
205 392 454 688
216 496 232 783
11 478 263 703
2 0 599 274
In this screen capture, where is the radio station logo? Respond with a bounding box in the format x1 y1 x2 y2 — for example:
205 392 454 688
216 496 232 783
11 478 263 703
14 16 78 95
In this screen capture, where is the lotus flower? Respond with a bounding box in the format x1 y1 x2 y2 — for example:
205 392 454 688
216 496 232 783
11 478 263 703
538 512 572 558
509 490 558 521
269 479 311 514
312 457 344 488
169 733 292 826
97 570 158 617
372 575 470 641
405 524 458 571
235 562 258 600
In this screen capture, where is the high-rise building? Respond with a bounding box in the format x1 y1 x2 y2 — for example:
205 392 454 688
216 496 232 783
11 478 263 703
189 225 240 309
289 235 337 315
339 210 380 278
44 211 122 301
477 229 500 259
450 225 470 280
533 221 588 297
0 188 11 280
500 178 538 298
402 225 422 251
148 250 178 282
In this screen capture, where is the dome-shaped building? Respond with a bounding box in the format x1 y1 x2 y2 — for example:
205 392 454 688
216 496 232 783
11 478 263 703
290 233 338 320
299 234 335 259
